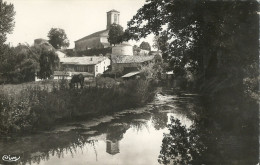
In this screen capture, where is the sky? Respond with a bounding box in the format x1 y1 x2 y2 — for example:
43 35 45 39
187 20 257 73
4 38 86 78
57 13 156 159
5 0 154 49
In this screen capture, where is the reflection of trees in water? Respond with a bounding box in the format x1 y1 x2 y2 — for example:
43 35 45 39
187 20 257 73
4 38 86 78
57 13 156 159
0 133 96 165
158 92 259 165
131 120 149 133
29 139 97 165
158 117 205 165
151 112 168 130
106 124 130 142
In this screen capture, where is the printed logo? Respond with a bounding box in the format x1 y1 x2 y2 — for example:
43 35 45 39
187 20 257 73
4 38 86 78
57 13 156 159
2 155 20 162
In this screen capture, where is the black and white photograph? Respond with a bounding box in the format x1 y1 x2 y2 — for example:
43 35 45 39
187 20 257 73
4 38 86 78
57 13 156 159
0 0 259 164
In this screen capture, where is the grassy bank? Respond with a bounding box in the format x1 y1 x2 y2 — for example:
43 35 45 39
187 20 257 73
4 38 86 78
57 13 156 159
0 79 156 134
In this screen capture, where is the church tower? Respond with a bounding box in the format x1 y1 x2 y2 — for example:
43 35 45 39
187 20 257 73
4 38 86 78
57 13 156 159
107 9 120 29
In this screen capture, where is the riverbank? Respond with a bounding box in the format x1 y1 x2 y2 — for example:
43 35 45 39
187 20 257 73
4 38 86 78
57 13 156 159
0 88 196 165
0 79 156 134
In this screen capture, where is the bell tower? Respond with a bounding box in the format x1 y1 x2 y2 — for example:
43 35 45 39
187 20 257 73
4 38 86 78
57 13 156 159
107 9 120 29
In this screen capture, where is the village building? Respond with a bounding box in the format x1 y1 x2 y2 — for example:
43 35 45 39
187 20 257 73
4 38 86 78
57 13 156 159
51 9 155 81
111 54 154 74
53 56 110 80
112 42 133 56
74 9 120 51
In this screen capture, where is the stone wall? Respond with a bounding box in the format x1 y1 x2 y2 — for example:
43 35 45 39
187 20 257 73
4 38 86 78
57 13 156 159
112 45 133 56
111 63 139 73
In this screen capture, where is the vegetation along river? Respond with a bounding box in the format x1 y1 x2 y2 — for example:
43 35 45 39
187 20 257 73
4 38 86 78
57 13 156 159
0 87 258 165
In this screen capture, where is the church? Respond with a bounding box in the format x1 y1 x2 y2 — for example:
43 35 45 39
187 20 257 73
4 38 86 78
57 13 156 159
74 9 120 51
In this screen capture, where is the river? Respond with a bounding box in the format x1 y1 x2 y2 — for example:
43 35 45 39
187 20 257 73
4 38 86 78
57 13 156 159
0 88 258 165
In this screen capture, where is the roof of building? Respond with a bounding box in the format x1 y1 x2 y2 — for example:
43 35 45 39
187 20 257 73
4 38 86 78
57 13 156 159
112 55 154 64
34 38 48 45
75 29 109 42
114 42 132 46
56 50 67 59
60 56 109 65
122 71 140 78
107 9 120 13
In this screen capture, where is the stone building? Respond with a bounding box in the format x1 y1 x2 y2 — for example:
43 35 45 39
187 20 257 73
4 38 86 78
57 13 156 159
112 42 133 56
111 55 154 74
74 9 120 51
56 56 111 78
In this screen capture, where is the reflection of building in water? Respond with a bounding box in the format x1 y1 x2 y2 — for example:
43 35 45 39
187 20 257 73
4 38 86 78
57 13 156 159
105 124 130 155
106 140 119 155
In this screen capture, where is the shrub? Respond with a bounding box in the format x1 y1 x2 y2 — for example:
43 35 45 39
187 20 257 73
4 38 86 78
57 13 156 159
0 79 156 134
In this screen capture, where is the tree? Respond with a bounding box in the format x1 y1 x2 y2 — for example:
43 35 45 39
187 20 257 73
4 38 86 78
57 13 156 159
0 44 16 82
126 0 258 85
133 45 141 55
47 28 69 49
108 23 124 46
38 46 59 79
0 44 40 83
139 41 151 51
153 31 169 61
14 44 40 82
0 0 15 45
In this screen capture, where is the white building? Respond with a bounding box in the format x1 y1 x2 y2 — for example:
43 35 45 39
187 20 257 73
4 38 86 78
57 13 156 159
53 56 111 80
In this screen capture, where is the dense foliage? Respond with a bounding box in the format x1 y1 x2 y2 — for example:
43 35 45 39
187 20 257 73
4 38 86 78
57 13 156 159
158 90 258 164
0 79 156 134
0 43 59 83
108 23 124 46
126 0 258 95
139 41 151 51
0 0 15 45
48 28 70 49
0 44 40 83
38 46 60 79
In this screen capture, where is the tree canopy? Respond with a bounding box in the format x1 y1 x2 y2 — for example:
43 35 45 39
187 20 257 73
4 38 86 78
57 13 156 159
153 31 169 60
47 28 70 49
139 41 151 51
108 23 124 46
126 0 258 82
0 0 15 45
38 46 59 79
0 44 40 83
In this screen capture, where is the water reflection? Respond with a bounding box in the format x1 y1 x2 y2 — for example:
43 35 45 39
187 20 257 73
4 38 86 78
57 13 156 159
152 111 168 130
106 124 130 155
0 89 257 165
158 92 259 165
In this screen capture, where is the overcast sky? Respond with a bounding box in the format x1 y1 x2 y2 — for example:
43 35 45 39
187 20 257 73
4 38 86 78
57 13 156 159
5 0 154 48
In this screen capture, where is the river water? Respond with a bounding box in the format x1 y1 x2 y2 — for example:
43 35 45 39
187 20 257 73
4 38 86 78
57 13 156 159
0 88 258 165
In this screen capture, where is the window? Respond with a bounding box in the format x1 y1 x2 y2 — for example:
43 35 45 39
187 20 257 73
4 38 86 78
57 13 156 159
114 14 117 23
96 66 98 72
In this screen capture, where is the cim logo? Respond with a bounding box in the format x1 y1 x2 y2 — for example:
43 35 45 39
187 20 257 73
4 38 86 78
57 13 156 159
2 155 20 162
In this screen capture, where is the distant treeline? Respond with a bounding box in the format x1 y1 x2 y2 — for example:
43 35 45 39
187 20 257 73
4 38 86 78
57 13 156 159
0 43 59 84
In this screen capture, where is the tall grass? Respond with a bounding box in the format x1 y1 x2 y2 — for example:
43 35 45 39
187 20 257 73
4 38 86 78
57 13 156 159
0 79 156 134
